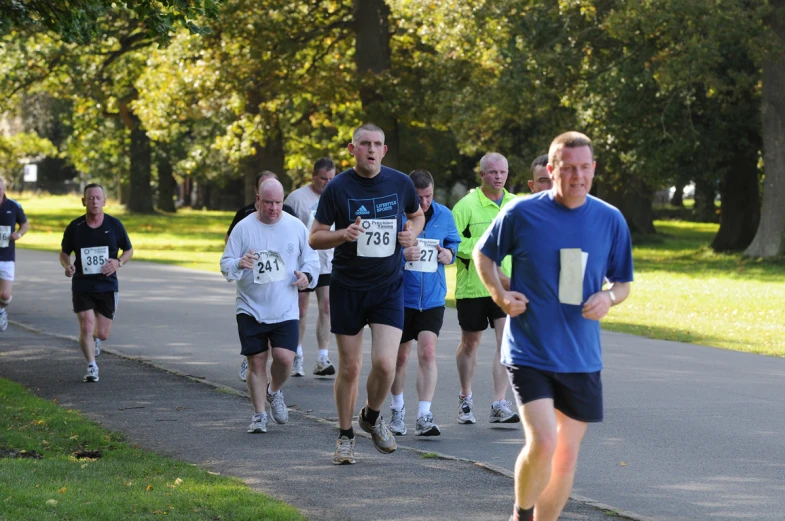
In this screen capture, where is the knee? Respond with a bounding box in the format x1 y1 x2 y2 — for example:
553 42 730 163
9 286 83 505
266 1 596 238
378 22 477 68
374 357 397 381
527 430 559 464
418 343 437 365
95 331 109 341
459 339 479 354
319 296 330 316
299 305 308 320
338 357 362 381
395 349 410 369
0 293 11 304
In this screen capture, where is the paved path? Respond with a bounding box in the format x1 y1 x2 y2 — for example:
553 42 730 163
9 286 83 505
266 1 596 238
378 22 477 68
5 249 785 520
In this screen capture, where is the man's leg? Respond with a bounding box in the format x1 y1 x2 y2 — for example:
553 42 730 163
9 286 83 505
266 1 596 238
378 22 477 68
513 399 559 515
246 351 270 414
93 312 114 343
0 278 13 310
292 292 309 376
456 329 482 397
315 286 331 351
366 323 402 411
491 317 509 401
76 310 98 364
533 411 588 521
269 347 295 393
334 331 364 430
416 331 438 403
390 340 412 397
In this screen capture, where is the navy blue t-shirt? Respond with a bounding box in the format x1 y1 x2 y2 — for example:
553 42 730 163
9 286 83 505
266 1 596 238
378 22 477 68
478 192 634 373
314 166 419 291
0 196 27 262
61 214 132 293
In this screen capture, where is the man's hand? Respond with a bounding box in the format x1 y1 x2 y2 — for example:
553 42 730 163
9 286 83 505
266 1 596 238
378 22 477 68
64 264 75 278
101 258 121 276
291 270 309 290
344 217 363 242
582 291 612 321
10 231 21 241
404 244 420 261
238 250 257 270
495 291 529 317
436 244 453 264
397 221 415 248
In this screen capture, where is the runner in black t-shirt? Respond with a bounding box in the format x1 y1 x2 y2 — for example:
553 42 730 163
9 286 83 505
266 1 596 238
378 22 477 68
0 177 30 332
310 123 424 464
60 184 133 382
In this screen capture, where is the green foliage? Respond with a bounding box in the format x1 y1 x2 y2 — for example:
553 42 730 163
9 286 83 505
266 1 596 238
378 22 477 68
0 132 58 186
0 0 222 44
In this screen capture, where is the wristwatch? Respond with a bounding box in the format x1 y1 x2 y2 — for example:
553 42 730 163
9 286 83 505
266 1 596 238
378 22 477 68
305 272 313 284
117 259 124 268
607 290 616 305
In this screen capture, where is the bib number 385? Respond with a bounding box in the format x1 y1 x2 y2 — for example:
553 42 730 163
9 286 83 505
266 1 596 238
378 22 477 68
357 219 396 258
80 246 109 275
254 251 287 285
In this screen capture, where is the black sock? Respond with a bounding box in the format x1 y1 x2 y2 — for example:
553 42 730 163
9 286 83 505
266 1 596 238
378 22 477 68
513 505 533 521
339 428 354 439
363 406 380 425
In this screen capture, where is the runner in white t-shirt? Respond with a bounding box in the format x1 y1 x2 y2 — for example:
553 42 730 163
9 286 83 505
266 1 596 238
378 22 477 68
283 158 336 378
221 179 319 434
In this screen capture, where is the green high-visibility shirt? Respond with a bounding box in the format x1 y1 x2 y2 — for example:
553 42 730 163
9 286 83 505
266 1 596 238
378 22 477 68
451 187 517 299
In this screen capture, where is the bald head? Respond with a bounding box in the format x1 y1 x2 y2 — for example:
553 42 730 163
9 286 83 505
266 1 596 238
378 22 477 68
258 179 285 224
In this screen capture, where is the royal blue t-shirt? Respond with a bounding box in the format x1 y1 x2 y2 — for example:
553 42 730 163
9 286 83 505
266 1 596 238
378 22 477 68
314 166 419 291
61 214 132 293
478 192 634 373
0 196 27 262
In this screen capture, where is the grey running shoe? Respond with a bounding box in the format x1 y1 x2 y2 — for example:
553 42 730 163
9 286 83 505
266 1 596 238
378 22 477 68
389 406 406 436
291 354 305 377
239 358 247 382
415 412 441 436
83 364 99 383
489 400 520 423
333 436 356 465
248 412 268 433
0 310 7 331
358 406 397 453
94 337 101 356
313 357 336 376
266 388 289 424
457 395 476 424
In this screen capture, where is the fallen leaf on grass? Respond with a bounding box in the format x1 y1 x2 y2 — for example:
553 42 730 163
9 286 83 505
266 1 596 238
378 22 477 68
46 499 57 506
57 488 67 494
146 484 153 492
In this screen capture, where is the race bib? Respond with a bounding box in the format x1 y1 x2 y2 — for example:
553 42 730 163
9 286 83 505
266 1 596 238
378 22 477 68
405 238 439 273
254 250 287 285
0 226 10 248
81 246 109 275
558 248 588 305
357 219 396 258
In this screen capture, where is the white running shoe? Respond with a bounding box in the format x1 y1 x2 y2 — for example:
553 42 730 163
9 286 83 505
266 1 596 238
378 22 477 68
333 436 356 465
389 406 407 436
0 310 7 331
313 358 335 376
457 395 476 424
291 354 305 377
83 364 99 383
239 358 247 382
489 400 520 423
266 388 289 424
94 337 101 356
248 412 268 433
415 412 441 436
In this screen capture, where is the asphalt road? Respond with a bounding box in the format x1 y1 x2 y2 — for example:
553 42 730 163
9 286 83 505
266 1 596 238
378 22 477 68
7 248 785 520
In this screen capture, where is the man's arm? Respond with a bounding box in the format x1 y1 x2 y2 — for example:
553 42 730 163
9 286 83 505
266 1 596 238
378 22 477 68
310 218 362 250
473 248 528 317
453 202 477 261
59 251 76 278
582 281 631 321
397 208 425 248
11 221 30 241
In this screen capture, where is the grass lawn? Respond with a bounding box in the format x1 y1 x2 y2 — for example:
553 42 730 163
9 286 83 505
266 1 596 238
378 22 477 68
12 193 785 357
0 378 304 521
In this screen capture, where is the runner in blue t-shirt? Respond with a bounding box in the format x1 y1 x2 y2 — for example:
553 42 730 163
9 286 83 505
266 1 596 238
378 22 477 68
0 177 31 332
474 132 633 521
310 123 424 464
60 184 133 383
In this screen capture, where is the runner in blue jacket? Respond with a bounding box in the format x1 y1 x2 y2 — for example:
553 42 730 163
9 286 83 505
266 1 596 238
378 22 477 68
388 169 461 437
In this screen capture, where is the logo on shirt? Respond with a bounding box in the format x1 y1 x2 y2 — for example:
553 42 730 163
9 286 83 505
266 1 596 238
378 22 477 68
287 243 294 254
348 194 399 220
355 205 370 216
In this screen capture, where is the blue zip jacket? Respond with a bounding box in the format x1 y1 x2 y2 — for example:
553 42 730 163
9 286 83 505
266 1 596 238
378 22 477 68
402 201 461 310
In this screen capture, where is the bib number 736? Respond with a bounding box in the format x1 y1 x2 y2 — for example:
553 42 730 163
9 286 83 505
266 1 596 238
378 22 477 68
356 219 396 258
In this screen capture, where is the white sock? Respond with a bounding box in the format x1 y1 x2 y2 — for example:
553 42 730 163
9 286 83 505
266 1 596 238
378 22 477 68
460 392 473 400
88 362 97 369
296 345 303 356
418 401 431 417
318 349 329 360
390 393 404 411
492 399 505 408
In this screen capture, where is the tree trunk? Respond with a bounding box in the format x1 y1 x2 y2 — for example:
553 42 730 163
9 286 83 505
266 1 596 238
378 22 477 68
596 175 656 235
746 1 785 257
156 154 177 213
670 181 685 207
711 148 760 252
693 179 717 223
118 100 154 214
242 120 286 203
353 0 400 170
